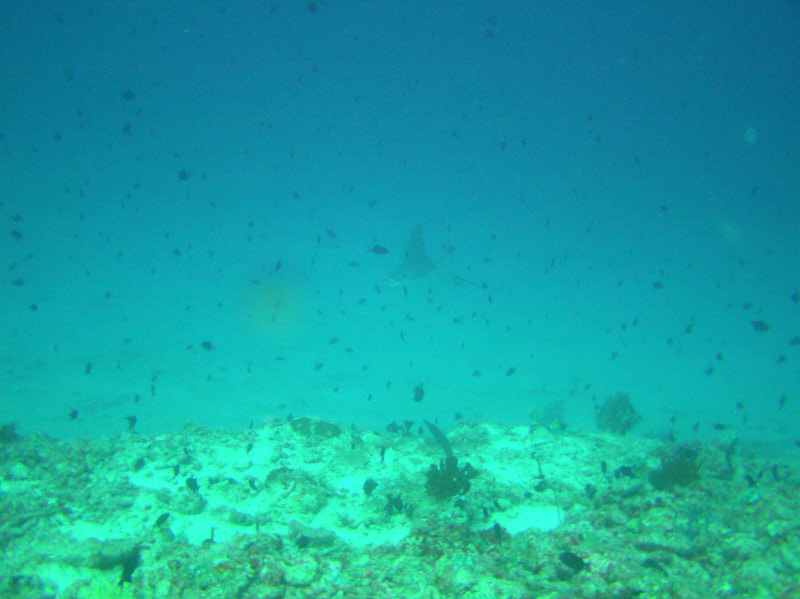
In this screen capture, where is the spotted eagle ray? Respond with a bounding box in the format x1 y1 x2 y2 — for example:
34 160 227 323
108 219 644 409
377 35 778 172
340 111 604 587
386 225 437 284
386 226 505 293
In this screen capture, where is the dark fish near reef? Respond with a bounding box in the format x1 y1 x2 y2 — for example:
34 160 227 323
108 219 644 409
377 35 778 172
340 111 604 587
119 545 141 585
186 477 200 493
751 320 770 332
363 478 378 496
413 384 425 402
424 420 454 457
493 522 504 545
370 245 389 255
68 409 79 421
154 513 170 528
559 551 588 572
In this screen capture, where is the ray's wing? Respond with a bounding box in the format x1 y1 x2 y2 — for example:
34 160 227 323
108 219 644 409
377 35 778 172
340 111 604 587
387 225 436 282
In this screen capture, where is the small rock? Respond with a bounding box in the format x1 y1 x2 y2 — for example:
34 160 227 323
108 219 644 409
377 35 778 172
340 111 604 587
495 498 512 511
284 559 317 587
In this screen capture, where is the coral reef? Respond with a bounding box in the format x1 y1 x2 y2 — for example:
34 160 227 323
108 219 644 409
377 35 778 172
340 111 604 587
424 455 479 501
2 418 798 597
595 392 642 435
649 444 701 490
289 417 342 438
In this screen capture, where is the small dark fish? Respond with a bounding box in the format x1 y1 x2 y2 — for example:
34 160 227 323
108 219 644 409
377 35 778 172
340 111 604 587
369 245 388 255
200 340 214 351
118 546 142 586
385 421 399 434
329 337 339 344
789 336 800 346
584 483 597 499
186 477 200 493
493 522 504 545
125 415 137 430
424 420 453 457
248 477 258 491
751 320 770 332
506 367 516 377
413 384 425 402
245 442 253 454
363 478 378 496
326 229 337 239
713 423 728 431
792 291 799 304
121 90 136 100
559 551 588 572
779 394 787 409
154 512 170 528
68 409 79 421
615 466 634 478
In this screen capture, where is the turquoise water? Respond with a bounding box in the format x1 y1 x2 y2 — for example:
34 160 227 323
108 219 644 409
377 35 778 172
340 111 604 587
1 1 798 459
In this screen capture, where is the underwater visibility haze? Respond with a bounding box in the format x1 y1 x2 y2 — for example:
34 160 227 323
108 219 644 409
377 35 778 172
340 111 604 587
1 1 800 597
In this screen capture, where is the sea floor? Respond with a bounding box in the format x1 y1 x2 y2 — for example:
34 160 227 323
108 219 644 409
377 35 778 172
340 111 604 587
1 418 799 598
